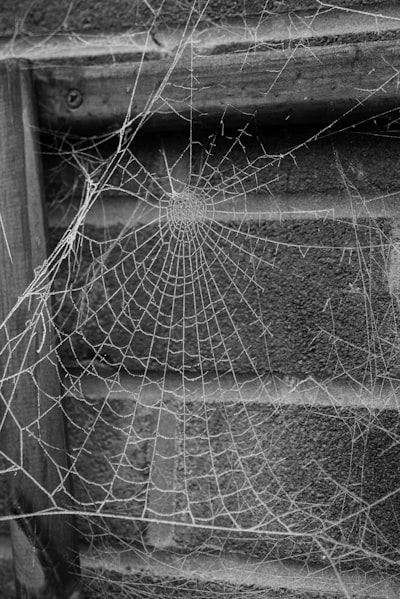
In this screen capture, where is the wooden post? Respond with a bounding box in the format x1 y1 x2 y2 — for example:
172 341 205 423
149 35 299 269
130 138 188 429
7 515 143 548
0 59 80 598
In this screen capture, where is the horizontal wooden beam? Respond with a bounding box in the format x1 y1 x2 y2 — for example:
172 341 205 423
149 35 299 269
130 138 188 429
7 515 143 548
0 4 399 132
3 2 399 61
32 37 400 132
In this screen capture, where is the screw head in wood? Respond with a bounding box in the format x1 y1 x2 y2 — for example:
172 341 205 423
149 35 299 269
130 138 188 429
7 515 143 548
66 89 83 109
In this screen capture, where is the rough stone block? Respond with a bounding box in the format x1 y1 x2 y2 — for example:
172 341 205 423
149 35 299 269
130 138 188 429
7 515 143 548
44 128 400 219
49 216 393 380
6 374 393 574
62 373 155 542
170 396 400 571
42 127 400 381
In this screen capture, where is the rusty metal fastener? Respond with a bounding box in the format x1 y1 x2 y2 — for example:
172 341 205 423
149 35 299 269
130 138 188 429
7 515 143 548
66 89 83 109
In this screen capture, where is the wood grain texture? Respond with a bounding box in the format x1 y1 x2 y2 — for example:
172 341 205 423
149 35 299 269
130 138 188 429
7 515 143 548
0 0 395 38
33 38 400 132
0 59 80 599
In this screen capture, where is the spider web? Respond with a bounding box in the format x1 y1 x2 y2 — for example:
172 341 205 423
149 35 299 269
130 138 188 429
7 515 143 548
2 1 400 598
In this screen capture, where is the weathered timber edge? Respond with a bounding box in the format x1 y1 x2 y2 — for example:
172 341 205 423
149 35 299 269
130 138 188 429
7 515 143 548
31 38 400 132
1 3 399 133
0 0 398 37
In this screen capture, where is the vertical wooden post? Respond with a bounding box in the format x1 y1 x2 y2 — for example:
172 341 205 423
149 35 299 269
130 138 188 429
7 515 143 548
0 59 80 598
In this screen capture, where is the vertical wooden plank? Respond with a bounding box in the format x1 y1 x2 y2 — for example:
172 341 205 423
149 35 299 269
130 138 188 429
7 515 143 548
0 59 80 599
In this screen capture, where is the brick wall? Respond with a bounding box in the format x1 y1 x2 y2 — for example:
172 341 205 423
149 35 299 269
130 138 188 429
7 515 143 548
1 2 400 598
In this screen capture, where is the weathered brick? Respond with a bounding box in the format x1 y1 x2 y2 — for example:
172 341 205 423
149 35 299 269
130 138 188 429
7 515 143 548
171 398 400 570
2 375 400 574
21 375 398 573
62 375 155 541
44 128 400 216
49 216 393 380
43 125 400 380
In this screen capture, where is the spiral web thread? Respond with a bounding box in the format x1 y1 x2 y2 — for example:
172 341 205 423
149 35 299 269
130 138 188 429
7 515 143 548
2 1 400 597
